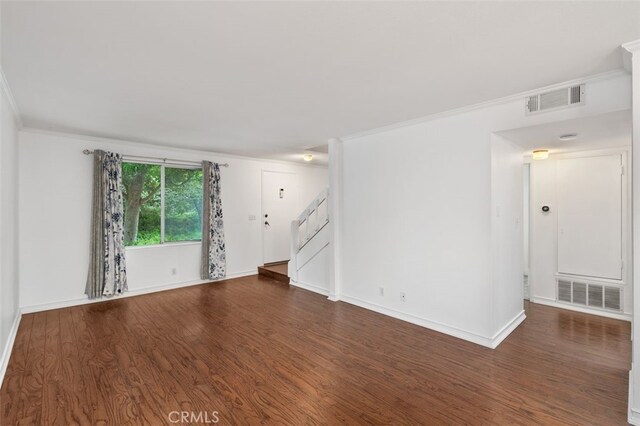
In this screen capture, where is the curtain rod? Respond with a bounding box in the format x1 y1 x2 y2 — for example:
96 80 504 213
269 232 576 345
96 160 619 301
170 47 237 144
82 149 229 167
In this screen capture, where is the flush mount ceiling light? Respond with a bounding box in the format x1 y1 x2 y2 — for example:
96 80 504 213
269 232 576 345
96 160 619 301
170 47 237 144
532 149 549 160
558 133 578 141
303 154 313 162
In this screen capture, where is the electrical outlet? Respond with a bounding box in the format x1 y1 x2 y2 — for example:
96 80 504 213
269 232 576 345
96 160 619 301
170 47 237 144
400 292 406 302
378 287 384 296
171 268 177 276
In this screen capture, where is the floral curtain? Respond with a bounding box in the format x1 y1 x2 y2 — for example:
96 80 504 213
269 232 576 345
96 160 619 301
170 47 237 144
201 161 226 280
85 150 128 299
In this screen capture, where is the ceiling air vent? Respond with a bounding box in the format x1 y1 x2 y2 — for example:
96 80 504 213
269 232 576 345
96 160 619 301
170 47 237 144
526 84 585 115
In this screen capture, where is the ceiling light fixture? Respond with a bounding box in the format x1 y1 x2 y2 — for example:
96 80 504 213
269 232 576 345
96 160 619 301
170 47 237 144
303 154 313 162
558 133 578 141
532 149 549 160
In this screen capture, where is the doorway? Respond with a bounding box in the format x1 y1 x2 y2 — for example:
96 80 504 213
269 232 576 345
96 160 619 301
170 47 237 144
498 109 632 318
261 170 299 264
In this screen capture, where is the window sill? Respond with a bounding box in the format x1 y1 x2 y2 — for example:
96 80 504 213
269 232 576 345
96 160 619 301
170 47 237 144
125 241 202 250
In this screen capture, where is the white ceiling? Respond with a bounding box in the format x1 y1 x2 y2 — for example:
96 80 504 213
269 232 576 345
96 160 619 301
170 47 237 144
2 2 640 165
498 110 632 154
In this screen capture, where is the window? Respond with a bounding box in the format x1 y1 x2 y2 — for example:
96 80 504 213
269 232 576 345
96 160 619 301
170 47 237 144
164 167 204 242
122 162 203 246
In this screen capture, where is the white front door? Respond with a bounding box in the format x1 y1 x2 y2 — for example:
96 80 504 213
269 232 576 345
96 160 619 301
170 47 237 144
262 171 298 264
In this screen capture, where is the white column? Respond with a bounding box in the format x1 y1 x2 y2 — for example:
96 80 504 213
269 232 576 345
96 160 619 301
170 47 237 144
328 138 344 301
625 38 640 425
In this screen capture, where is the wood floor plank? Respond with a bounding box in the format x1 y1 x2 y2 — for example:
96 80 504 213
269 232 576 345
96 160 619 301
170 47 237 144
13 312 46 425
42 309 65 425
0 314 34 422
56 308 94 424
72 303 142 424
67 306 109 425
128 296 234 424
0 274 632 425
87 300 173 425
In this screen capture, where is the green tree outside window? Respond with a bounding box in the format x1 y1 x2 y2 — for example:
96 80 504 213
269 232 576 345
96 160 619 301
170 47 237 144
122 163 203 246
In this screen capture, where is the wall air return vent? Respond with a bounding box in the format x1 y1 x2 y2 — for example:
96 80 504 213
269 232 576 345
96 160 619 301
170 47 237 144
526 84 585 115
588 284 604 308
572 282 587 305
556 278 621 312
558 280 571 303
604 286 621 311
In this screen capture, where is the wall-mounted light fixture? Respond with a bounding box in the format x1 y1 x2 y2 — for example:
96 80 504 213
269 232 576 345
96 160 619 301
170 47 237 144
303 154 313 162
532 149 549 160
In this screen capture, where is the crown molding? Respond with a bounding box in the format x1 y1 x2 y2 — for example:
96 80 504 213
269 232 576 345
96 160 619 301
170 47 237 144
623 39 640 53
19 127 329 169
341 69 628 142
0 67 23 128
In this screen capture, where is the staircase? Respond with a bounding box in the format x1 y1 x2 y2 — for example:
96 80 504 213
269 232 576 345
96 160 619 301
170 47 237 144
257 262 289 283
288 188 331 295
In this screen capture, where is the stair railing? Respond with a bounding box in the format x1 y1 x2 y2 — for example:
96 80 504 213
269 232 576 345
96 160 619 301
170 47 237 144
289 188 329 281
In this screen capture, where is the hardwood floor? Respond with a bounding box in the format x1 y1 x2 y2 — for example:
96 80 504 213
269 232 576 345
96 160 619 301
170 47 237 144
1 275 631 425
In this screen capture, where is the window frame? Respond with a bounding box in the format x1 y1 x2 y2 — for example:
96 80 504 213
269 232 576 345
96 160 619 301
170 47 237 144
123 160 203 248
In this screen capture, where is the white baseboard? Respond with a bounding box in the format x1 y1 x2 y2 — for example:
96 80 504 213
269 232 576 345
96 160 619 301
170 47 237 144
290 280 329 296
327 294 340 302
630 369 640 425
338 295 522 349
532 296 632 322
490 310 526 349
630 370 637 425
0 311 22 388
20 270 257 314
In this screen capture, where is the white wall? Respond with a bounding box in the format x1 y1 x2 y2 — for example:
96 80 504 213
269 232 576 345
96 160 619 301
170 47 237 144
0 76 21 380
18 130 327 310
295 245 329 293
337 71 631 347
523 164 530 276
529 157 558 302
491 135 525 336
529 148 632 317
625 39 640 426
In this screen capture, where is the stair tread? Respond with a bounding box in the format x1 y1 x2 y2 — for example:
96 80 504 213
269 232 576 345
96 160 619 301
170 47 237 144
258 263 289 283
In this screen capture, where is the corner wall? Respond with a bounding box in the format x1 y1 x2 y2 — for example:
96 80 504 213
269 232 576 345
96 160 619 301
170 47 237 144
18 130 328 311
490 134 526 341
0 74 21 384
336 71 631 347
